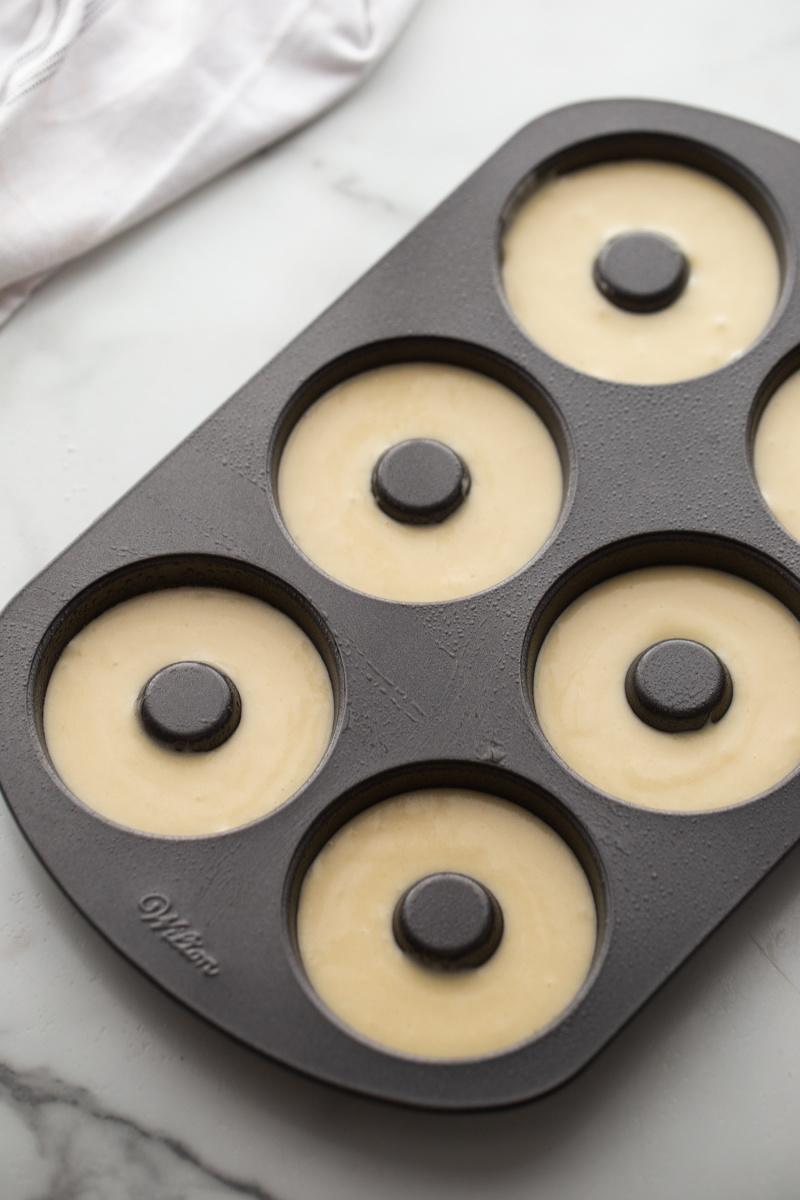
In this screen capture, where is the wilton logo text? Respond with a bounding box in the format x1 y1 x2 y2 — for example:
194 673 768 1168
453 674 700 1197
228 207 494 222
138 893 220 976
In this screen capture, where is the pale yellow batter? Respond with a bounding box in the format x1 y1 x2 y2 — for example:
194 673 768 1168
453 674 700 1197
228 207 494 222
278 363 563 602
43 587 334 836
534 566 800 812
754 368 800 542
502 160 779 384
297 788 596 1058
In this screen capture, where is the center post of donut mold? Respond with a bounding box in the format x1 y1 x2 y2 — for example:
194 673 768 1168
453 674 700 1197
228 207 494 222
392 872 504 970
139 661 242 753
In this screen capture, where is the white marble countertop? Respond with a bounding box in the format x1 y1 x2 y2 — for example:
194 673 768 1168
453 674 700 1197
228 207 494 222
3 1 800 1195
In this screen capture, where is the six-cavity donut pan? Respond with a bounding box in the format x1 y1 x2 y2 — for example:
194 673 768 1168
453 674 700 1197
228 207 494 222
2 98 800 1111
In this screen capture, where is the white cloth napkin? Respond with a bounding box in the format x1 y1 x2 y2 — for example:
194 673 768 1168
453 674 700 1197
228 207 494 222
0 0 419 326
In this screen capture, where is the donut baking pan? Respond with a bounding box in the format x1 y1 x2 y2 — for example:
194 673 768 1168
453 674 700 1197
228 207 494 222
3 98 800 1110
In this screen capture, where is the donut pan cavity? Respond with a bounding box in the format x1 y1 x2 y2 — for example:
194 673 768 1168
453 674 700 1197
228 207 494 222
3 99 800 1110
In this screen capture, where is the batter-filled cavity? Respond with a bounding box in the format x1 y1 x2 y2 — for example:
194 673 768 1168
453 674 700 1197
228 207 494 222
533 566 800 811
754 367 800 543
43 587 334 836
502 160 779 384
297 788 596 1058
278 363 563 602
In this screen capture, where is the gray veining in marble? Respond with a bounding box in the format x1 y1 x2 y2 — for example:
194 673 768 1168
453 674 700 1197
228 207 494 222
0 1063 278 1200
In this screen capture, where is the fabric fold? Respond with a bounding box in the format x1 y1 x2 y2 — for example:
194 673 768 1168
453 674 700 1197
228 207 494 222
0 0 419 325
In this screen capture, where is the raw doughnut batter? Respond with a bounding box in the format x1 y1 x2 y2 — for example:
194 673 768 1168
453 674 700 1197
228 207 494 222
754 368 800 542
44 587 334 836
278 363 563 602
297 788 596 1058
502 160 779 384
534 566 800 811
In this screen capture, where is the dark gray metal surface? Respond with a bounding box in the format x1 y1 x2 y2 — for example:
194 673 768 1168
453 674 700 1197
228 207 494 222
1 99 800 1110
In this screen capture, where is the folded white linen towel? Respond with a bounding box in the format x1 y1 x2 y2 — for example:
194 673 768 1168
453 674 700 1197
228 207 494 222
0 0 420 326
